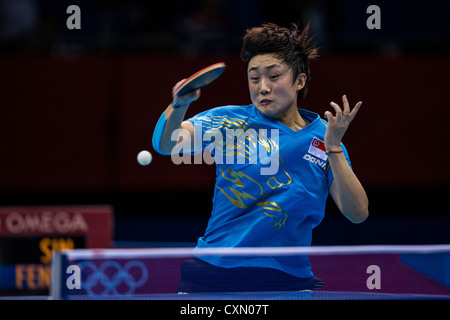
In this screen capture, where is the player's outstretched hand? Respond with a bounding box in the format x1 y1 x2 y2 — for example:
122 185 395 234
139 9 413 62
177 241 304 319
172 79 201 108
324 95 362 150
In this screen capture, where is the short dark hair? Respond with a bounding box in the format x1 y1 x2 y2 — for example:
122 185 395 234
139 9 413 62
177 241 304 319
240 22 319 100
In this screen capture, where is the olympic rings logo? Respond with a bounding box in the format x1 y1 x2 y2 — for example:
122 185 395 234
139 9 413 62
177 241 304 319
77 260 149 296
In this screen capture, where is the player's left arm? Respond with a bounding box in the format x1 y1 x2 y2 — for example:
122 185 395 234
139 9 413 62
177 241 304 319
324 95 369 223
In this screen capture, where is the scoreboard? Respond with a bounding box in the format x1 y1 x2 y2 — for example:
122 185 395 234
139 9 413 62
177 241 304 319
0 205 113 296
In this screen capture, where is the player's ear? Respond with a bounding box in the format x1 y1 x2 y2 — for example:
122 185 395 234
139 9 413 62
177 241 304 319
295 73 307 91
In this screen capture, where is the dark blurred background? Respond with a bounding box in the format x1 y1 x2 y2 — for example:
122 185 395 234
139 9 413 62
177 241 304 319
1 0 449 246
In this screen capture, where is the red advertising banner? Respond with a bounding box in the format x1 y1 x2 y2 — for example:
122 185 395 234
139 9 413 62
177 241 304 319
0 205 113 248
0 205 113 295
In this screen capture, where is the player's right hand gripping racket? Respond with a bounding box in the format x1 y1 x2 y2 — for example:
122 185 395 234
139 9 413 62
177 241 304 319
172 62 226 108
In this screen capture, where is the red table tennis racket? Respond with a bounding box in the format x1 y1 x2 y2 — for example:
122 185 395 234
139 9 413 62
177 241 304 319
172 62 226 101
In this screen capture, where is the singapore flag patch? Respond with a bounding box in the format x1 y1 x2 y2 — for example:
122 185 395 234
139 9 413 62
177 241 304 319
308 137 328 161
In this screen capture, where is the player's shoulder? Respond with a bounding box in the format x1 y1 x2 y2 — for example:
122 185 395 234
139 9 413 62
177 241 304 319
299 108 328 129
209 104 256 116
195 104 257 120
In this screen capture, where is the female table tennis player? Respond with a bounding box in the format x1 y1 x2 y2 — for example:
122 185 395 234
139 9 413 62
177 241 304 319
152 22 369 293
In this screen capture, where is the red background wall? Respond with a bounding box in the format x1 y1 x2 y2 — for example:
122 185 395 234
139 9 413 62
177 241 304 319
1 54 449 194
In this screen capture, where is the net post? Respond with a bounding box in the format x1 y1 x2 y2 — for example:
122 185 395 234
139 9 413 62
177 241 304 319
50 250 69 300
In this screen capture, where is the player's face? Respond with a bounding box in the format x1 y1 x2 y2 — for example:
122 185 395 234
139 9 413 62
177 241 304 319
247 54 304 119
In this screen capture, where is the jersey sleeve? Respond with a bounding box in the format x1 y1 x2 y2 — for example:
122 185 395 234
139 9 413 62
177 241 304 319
185 108 222 155
186 106 248 155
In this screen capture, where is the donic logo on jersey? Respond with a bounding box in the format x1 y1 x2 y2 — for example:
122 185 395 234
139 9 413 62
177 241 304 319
303 137 327 169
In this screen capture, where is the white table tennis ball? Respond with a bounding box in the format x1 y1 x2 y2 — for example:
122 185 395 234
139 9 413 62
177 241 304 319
137 150 152 166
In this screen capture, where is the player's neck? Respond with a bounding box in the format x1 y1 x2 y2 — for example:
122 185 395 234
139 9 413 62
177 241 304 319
277 106 310 131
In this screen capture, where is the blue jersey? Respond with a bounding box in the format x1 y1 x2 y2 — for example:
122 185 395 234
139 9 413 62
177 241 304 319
186 104 351 278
